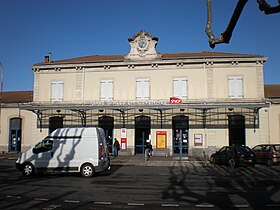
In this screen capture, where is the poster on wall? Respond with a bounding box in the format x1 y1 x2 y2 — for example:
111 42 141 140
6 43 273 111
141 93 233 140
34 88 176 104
194 134 203 146
120 128 127 150
156 131 167 149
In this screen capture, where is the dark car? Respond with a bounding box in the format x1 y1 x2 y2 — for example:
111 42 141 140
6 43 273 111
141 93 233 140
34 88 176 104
252 144 280 166
210 145 255 168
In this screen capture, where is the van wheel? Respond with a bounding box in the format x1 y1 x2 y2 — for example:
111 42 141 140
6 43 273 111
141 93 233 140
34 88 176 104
81 164 95 177
22 163 34 176
229 159 236 168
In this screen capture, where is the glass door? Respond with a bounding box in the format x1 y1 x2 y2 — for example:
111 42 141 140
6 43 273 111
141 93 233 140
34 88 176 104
9 118 22 152
173 128 189 156
172 115 189 157
135 116 151 155
98 116 114 154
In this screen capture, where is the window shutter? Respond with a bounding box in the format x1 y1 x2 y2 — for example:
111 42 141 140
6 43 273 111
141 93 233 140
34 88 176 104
100 81 106 100
107 80 113 100
136 79 150 100
173 78 187 99
236 77 243 98
143 79 150 99
136 80 142 99
229 77 243 98
100 80 113 100
51 81 64 101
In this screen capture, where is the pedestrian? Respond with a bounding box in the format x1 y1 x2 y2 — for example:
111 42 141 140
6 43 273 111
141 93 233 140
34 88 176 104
146 143 153 157
148 143 153 157
113 138 120 157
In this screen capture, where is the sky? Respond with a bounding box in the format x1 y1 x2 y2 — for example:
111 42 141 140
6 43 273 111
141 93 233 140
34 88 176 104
0 0 279 91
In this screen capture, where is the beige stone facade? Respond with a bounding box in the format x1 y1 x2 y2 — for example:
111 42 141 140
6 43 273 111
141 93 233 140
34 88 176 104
1 31 279 158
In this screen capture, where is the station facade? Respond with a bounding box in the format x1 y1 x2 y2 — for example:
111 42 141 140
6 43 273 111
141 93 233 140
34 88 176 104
1 31 277 158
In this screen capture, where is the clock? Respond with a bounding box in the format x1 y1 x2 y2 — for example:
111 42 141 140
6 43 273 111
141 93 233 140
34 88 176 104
138 38 148 49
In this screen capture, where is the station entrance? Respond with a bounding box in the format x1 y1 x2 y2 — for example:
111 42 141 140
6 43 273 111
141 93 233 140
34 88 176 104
9 118 22 152
98 116 114 154
172 115 189 157
135 116 151 155
228 115 245 146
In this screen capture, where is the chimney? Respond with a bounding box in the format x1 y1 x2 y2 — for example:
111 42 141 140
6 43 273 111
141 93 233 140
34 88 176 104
44 53 52 63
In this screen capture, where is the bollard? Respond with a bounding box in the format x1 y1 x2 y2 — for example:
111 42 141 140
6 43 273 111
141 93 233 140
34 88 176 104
203 151 207 166
144 149 148 161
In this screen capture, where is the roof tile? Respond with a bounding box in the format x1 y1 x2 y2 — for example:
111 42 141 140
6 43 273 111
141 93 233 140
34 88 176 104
0 91 33 103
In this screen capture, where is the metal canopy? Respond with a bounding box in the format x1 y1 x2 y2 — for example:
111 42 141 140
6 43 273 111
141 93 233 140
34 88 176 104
19 100 269 111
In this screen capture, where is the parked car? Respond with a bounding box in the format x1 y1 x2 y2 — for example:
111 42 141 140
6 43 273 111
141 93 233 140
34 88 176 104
210 145 255 168
251 144 280 166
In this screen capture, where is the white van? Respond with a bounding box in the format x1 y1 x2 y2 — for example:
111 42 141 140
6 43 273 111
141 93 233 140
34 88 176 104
16 127 110 177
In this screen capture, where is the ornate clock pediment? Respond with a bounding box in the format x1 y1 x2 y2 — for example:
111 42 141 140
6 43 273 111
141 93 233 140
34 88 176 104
125 30 161 61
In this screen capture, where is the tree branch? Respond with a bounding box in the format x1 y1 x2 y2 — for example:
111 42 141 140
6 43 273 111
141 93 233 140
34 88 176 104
257 0 280 14
205 0 248 48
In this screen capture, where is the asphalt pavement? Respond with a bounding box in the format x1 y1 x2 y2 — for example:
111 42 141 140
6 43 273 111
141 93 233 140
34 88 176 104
0 152 208 167
110 155 208 167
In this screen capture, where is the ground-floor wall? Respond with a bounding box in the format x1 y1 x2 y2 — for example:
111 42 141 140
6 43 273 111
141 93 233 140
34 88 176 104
0 106 273 160
0 108 35 152
115 126 267 159
267 104 280 143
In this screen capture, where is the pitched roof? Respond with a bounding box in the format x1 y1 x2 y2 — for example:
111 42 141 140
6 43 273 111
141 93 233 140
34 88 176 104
264 84 280 98
36 51 264 65
162 51 262 59
0 91 33 103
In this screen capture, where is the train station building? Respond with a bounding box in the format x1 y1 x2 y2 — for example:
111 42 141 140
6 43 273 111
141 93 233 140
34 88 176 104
1 31 279 158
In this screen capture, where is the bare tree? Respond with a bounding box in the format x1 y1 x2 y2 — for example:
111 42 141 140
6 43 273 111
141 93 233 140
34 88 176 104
205 0 280 48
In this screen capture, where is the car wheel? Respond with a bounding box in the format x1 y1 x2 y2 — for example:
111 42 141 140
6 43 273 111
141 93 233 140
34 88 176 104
22 162 34 176
210 157 216 164
267 159 273 166
229 159 236 168
81 163 95 177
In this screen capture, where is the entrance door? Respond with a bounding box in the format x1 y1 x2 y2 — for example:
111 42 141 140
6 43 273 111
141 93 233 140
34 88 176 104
228 115 245 146
9 118 22 152
172 115 189 157
135 116 151 155
49 116 63 134
98 116 114 154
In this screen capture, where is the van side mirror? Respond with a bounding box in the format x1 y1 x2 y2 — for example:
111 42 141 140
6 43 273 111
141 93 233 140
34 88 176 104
33 148 39 154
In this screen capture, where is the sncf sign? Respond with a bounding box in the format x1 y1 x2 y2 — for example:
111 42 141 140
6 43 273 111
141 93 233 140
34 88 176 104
170 97 182 104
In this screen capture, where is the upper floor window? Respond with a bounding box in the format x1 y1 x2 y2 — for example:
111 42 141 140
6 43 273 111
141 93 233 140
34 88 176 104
136 78 150 100
51 81 64 101
173 78 188 99
100 80 113 100
228 76 243 98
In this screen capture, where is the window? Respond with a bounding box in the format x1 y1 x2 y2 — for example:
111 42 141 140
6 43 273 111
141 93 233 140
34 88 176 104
51 81 64 101
33 139 53 153
228 76 243 98
136 78 150 100
100 80 113 100
173 78 187 99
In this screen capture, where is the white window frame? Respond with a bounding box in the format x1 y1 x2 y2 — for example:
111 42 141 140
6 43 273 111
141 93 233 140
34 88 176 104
173 78 188 99
100 80 114 100
136 78 150 100
51 80 64 101
228 76 243 98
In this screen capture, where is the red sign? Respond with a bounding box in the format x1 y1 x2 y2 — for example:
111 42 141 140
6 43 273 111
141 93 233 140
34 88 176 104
120 128 127 150
170 97 182 104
